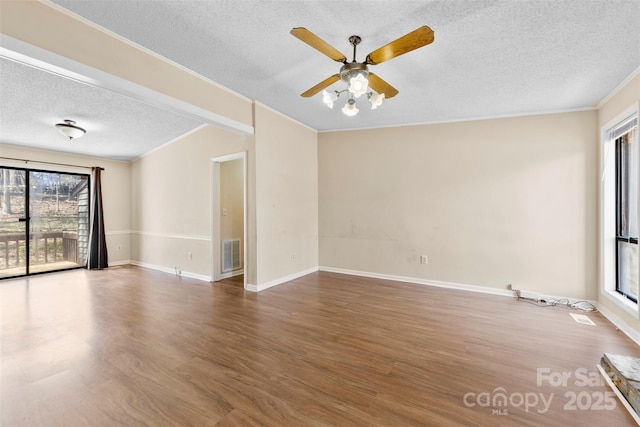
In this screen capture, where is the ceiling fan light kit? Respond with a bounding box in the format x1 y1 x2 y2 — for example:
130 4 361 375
55 119 86 140
291 25 434 117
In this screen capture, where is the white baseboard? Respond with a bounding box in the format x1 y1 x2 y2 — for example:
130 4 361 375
108 260 131 267
109 261 640 345
130 260 211 282
322 267 638 341
319 267 603 309
319 266 514 298
597 304 640 346
245 266 319 292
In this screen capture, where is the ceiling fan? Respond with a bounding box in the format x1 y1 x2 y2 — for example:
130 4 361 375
290 26 434 116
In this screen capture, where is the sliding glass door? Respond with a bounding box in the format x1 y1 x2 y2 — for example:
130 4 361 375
0 167 89 278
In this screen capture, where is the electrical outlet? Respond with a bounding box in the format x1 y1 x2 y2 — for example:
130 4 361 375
117 244 121 251
420 255 428 264
188 252 192 260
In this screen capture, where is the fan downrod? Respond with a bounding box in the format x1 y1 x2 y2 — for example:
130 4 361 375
348 35 362 62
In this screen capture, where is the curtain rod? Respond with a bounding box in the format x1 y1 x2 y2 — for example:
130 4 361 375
0 156 104 171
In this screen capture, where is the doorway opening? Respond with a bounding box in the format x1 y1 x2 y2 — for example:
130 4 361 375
211 153 247 288
0 166 90 279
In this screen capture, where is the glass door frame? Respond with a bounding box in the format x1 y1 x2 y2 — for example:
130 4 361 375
0 167 27 277
0 165 91 279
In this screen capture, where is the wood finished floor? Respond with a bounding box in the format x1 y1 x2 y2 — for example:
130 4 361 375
1 266 638 426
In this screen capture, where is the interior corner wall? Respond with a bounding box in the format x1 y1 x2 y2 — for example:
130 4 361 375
0 144 132 264
597 73 640 332
254 104 319 286
319 110 598 299
130 125 255 282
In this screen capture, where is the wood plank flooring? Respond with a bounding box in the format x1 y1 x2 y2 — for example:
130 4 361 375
219 274 244 288
1 265 638 426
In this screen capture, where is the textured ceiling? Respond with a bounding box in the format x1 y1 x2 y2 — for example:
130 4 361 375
0 58 202 161
1 0 639 161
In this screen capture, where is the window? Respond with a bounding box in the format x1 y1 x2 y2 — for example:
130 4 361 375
601 104 640 317
615 121 639 302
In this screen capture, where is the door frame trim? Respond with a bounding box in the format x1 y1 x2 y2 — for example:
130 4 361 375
211 152 247 288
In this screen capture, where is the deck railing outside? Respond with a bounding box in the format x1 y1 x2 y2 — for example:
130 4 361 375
0 231 79 270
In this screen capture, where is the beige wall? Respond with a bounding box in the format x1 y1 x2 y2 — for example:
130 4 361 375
220 158 244 268
597 74 640 334
130 104 319 288
130 125 255 282
598 75 640 127
319 111 597 299
254 104 319 286
0 144 132 264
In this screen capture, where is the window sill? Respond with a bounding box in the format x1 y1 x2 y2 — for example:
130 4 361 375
602 289 639 318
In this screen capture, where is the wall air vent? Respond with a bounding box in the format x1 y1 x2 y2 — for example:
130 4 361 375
222 239 241 272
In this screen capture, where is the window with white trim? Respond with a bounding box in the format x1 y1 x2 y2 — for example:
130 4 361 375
602 107 640 313
614 119 639 302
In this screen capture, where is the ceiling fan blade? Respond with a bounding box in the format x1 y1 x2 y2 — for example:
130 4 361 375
300 74 341 97
291 27 347 63
365 26 434 65
368 73 398 99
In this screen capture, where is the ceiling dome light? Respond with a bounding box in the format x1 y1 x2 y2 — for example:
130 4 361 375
55 119 86 140
348 73 369 98
369 92 385 109
342 98 359 116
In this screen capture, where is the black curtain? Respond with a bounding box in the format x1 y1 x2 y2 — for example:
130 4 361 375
87 167 108 269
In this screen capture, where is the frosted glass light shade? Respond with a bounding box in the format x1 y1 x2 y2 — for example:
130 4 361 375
55 120 86 140
348 73 369 98
322 90 337 109
342 99 359 116
370 93 385 109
